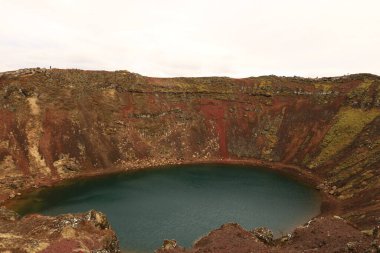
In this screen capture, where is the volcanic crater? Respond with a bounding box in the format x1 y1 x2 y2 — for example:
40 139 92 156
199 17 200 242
0 68 379 252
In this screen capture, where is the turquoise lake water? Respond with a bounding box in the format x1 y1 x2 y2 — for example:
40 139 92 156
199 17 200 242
13 164 320 252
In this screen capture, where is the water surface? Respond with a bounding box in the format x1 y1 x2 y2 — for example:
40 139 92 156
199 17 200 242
11 164 320 252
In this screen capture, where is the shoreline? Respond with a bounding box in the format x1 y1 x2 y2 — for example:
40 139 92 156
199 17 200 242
5 158 339 222
5 159 328 252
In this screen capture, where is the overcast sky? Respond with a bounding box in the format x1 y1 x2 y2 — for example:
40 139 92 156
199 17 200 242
0 0 379 77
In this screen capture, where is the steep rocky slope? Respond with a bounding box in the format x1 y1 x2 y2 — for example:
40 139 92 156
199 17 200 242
0 68 379 252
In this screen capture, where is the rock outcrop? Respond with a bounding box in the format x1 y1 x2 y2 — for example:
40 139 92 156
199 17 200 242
156 217 378 253
0 207 119 252
0 68 379 252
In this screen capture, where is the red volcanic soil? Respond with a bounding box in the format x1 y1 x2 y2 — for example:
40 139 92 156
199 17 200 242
156 217 376 253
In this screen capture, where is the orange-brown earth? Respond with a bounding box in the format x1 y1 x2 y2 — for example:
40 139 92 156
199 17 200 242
0 68 379 252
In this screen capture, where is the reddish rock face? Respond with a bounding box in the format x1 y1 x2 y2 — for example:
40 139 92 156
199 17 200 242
0 207 119 252
155 217 376 253
0 68 379 252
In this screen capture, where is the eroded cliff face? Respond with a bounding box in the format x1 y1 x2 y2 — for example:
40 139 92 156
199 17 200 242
0 69 379 248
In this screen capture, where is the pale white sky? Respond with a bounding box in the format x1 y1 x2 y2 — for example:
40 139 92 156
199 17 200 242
0 0 379 77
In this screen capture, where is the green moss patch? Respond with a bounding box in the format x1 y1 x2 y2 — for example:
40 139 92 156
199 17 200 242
309 107 380 168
